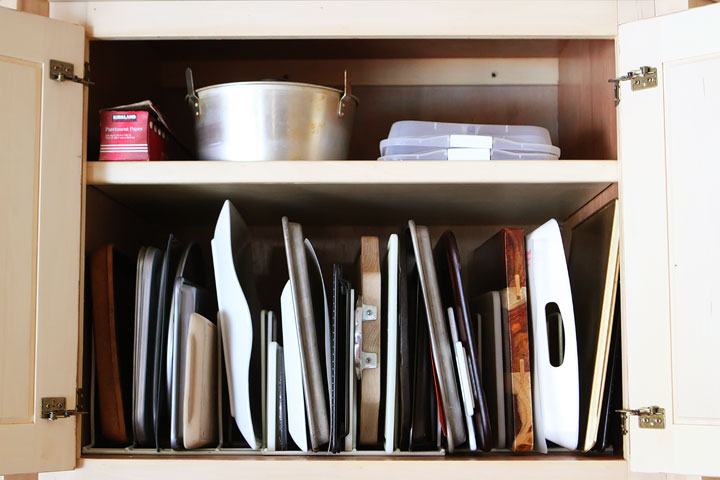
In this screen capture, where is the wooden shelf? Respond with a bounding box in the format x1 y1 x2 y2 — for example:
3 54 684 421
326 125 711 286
86 160 617 225
87 160 616 185
63 456 628 480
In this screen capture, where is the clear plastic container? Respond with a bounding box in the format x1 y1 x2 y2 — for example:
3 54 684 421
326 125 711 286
378 148 559 161
387 121 553 146
379 134 560 157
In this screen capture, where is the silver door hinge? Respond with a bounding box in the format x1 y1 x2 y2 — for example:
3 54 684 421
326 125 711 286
41 389 89 421
49 60 94 86
353 297 378 380
609 66 657 106
616 405 665 435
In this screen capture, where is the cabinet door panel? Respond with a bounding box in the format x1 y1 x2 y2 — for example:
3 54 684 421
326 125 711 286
619 3 720 476
664 54 720 426
0 54 42 426
0 7 84 475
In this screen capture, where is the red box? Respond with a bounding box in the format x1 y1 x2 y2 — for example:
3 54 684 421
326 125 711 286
99 101 191 161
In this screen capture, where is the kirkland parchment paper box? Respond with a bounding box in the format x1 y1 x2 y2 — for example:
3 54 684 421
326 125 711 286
99 100 191 161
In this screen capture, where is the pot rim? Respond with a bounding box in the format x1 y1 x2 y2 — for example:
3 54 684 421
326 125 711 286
196 80 360 104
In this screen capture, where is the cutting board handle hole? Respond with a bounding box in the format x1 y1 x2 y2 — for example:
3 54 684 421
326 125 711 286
545 302 565 367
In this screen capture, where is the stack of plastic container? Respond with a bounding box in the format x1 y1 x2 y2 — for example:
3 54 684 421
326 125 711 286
377 121 560 161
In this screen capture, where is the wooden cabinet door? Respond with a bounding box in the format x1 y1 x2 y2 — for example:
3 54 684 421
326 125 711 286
0 7 84 475
619 3 720 476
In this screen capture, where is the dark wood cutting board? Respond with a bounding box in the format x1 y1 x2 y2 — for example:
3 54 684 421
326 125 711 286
471 228 533 452
90 244 135 445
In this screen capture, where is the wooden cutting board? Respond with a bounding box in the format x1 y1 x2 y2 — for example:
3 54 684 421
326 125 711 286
472 228 534 452
356 236 381 446
90 244 134 444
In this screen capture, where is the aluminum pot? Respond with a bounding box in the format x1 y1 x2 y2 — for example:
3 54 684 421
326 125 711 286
185 68 358 161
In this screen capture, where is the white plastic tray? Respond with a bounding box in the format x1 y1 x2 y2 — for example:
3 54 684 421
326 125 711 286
387 121 552 145
379 135 560 157
378 148 558 161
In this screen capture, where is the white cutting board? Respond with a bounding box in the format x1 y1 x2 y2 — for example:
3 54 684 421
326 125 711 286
211 200 258 450
526 219 579 451
281 281 308 452
384 234 399 454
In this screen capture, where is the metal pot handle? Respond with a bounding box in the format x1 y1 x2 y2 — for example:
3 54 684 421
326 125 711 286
185 67 201 117
338 70 352 118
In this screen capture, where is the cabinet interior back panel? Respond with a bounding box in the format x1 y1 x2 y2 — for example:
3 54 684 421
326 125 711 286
87 39 615 161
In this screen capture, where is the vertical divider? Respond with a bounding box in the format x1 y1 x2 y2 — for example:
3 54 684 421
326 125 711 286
216 312 224 450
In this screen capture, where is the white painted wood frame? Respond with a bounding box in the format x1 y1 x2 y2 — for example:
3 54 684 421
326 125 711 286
48 0 619 39
619 3 720 476
0 7 85 476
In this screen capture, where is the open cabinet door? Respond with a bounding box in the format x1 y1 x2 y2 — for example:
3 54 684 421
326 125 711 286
0 7 84 475
619 3 720 476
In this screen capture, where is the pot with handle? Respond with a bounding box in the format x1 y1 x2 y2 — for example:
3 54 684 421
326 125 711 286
185 68 358 162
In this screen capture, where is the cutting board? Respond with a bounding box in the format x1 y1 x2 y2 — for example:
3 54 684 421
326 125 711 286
471 228 533 452
182 312 218 449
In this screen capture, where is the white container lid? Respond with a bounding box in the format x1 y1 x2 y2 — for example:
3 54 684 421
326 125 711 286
377 148 558 161
379 135 560 157
388 120 552 146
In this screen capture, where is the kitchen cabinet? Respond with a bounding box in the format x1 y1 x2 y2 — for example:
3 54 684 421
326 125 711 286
0 1 719 479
